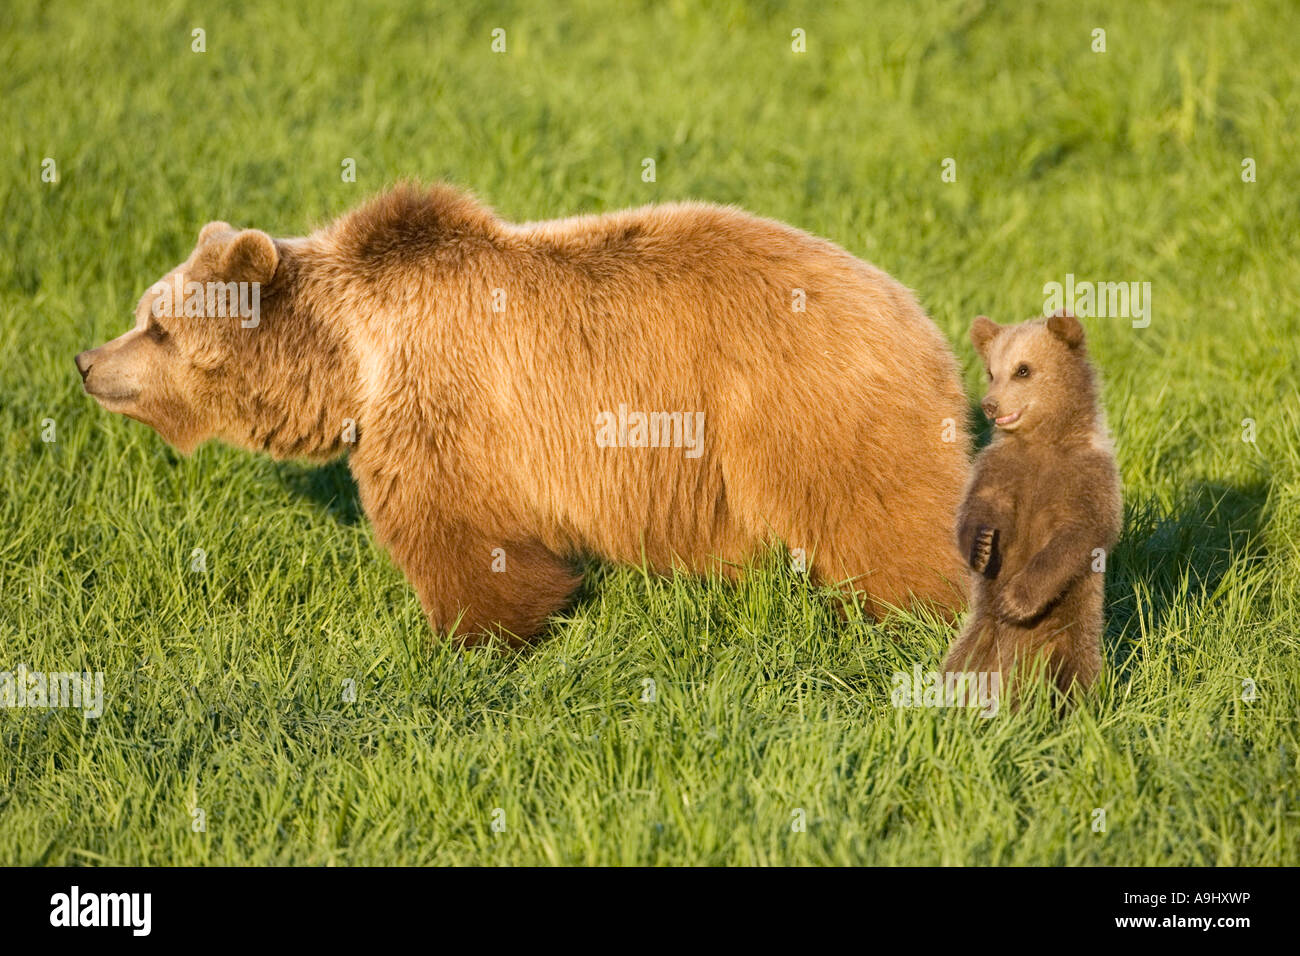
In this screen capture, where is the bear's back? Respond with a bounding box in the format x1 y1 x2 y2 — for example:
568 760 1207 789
322 185 971 623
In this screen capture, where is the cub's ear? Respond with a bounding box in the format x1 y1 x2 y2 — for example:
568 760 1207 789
219 229 279 286
970 315 1002 357
197 221 233 245
1047 310 1085 348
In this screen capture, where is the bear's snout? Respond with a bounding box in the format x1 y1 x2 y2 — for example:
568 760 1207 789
75 344 142 404
981 395 999 418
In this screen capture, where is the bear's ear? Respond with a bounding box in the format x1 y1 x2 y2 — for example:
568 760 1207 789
1047 310 1085 348
970 315 1002 357
198 221 233 246
218 229 279 286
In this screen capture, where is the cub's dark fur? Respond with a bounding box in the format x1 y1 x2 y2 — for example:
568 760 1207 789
942 312 1122 699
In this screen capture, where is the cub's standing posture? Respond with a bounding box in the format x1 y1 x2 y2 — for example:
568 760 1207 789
76 184 970 643
942 312 1122 697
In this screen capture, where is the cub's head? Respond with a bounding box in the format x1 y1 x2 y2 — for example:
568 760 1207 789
76 223 353 459
970 311 1098 438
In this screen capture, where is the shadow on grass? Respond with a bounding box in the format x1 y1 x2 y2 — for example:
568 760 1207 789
277 458 364 525
1106 480 1271 682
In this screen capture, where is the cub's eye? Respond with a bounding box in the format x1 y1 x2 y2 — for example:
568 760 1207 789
986 369 993 381
146 321 169 344
1015 364 1030 378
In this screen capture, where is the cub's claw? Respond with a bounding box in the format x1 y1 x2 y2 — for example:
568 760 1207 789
970 526 997 575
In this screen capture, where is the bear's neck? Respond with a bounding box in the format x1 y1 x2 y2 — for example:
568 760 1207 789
240 269 364 461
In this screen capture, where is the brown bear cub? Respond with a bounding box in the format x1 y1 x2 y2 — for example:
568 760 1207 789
76 184 971 644
941 312 1122 700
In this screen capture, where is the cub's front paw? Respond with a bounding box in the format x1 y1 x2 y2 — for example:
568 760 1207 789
970 526 997 575
995 578 1041 623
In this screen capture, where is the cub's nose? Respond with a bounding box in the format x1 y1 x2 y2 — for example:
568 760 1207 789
75 351 93 380
981 396 999 418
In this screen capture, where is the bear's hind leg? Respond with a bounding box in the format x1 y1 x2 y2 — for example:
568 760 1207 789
942 616 1008 677
1041 631 1102 695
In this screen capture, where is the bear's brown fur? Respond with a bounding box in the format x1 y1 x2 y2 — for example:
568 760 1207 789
77 183 971 643
942 311 1122 698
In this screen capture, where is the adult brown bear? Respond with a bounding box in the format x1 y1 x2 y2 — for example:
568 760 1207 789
77 184 970 643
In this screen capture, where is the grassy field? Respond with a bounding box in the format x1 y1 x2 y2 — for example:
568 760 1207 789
2 0 1298 865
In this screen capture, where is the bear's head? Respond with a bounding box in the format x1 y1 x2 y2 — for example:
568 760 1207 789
76 223 355 459
970 311 1098 439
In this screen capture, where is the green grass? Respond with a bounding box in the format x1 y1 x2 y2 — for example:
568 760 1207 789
2 0 1298 865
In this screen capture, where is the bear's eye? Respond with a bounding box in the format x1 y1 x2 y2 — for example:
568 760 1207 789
145 320 169 344
1015 363 1030 378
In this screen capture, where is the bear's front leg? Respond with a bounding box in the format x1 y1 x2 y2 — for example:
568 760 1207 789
354 459 583 643
956 487 1006 578
994 530 1092 624
366 497 581 644
407 536 582 645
